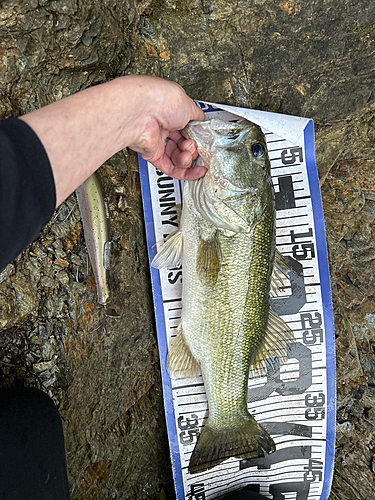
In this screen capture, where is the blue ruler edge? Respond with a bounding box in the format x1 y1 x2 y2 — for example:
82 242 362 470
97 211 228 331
303 120 336 500
138 158 185 493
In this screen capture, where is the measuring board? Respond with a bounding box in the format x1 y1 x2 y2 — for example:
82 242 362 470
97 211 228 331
138 103 335 500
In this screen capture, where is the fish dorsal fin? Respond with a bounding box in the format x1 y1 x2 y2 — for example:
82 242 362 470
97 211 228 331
249 308 294 377
189 179 245 234
196 231 222 286
167 325 201 378
270 249 291 297
151 230 183 269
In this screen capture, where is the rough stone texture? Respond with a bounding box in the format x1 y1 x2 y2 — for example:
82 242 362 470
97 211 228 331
0 0 375 499
316 104 375 500
0 152 174 499
0 1 176 498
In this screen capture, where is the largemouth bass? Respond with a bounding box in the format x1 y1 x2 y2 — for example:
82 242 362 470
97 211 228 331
76 172 119 318
152 118 293 474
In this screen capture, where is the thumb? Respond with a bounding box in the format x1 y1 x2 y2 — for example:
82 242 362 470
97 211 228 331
190 102 205 122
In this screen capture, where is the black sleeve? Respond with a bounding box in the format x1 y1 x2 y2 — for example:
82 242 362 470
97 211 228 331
0 117 56 271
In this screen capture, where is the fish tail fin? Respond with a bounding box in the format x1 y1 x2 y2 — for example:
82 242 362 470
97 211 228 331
188 417 275 474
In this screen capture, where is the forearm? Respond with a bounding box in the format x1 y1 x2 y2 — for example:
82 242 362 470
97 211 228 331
19 75 205 207
19 77 149 207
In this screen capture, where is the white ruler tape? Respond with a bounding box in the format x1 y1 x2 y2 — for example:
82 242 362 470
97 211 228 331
139 103 335 500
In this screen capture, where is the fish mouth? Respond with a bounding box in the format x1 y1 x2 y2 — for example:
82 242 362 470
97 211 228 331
188 155 205 170
182 118 255 152
182 121 214 168
182 121 214 148
182 121 211 170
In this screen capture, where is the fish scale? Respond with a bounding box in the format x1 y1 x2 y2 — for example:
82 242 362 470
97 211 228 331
184 202 272 433
152 117 294 474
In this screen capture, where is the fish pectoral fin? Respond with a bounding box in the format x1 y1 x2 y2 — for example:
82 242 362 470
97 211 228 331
270 249 291 297
189 418 275 474
167 326 201 378
249 308 294 377
196 231 222 286
175 203 182 220
151 230 183 269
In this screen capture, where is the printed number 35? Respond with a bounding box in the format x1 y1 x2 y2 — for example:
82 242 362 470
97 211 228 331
178 415 199 445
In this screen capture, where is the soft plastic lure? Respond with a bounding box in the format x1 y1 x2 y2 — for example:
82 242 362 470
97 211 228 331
76 172 119 318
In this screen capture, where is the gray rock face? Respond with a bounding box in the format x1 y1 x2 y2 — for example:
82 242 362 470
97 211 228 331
0 0 375 499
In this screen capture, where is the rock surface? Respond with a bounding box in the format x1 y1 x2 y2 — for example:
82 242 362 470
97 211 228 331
0 0 375 499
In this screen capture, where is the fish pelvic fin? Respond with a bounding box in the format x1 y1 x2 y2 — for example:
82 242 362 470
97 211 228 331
250 308 294 377
151 229 183 269
167 325 201 378
196 231 222 286
189 417 275 474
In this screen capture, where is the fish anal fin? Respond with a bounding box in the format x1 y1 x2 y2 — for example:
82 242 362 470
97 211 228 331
167 326 200 378
189 417 275 474
250 308 294 377
196 232 222 287
151 230 183 269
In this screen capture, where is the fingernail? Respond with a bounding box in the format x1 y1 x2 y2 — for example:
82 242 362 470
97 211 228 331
186 141 195 153
188 160 196 169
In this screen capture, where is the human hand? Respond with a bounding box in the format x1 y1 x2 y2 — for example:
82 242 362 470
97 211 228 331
19 75 208 208
124 76 207 180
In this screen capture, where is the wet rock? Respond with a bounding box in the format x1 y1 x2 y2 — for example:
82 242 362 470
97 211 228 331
0 264 14 284
0 273 39 330
316 103 375 500
0 0 375 498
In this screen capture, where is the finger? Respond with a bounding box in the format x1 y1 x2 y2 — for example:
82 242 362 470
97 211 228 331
151 154 207 180
165 139 197 168
168 130 185 144
166 137 200 167
179 138 199 159
172 164 208 180
167 132 199 159
168 132 197 153
191 103 205 122
171 149 194 168
165 140 191 168
164 135 180 157
151 154 180 177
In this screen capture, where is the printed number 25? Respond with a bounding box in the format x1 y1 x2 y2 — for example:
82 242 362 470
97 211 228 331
178 415 199 445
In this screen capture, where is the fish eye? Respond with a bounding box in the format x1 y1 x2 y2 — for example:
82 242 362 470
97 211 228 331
251 143 266 158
